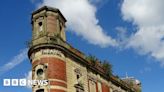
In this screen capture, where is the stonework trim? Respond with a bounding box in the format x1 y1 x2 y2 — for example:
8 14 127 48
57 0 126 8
49 79 67 84
50 85 67 91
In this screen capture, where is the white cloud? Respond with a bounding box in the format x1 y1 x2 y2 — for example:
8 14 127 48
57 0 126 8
121 0 164 66
89 0 110 9
116 27 129 47
121 0 164 27
0 48 28 75
36 0 117 47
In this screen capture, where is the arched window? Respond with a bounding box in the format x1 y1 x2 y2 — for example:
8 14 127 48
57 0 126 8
38 22 43 31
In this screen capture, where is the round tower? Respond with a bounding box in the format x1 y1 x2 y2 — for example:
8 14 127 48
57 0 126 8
28 6 67 92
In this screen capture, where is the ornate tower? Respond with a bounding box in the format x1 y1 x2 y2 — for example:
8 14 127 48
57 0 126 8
28 6 67 92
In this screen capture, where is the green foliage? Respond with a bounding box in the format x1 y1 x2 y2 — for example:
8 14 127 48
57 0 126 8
86 55 98 65
102 60 112 76
86 54 113 76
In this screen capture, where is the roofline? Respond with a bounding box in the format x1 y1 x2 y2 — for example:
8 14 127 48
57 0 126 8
32 6 67 22
28 38 137 92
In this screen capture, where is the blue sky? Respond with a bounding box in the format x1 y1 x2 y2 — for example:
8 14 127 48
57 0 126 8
0 0 164 92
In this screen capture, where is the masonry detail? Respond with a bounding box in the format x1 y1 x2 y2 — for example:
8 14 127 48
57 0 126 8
28 6 141 92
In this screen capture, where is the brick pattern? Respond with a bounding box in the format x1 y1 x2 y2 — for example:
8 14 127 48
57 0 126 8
96 82 99 92
50 81 67 88
47 15 57 34
33 57 66 81
102 83 110 92
32 57 67 92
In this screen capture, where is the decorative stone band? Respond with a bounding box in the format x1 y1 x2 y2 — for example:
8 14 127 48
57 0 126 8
33 85 67 92
41 49 64 57
48 86 67 92
49 85 67 91
32 55 66 64
49 79 67 84
47 79 67 92
30 49 65 62
48 79 67 88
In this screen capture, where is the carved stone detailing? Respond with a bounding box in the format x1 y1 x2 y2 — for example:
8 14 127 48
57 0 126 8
74 68 82 76
33 64 48 80
30 49 65 60
41 49 64 58
88 75 97 83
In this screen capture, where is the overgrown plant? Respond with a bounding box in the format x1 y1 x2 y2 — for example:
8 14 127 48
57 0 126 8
86 55 113 76
102 60 112 76
86 55 98 65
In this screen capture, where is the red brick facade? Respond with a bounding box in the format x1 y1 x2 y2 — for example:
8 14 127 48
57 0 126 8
96 82 99 92
47 15 57 34
32 57 67 92
102 83 110 92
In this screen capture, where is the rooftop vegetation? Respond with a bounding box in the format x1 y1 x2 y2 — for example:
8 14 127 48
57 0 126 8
86 55 112 76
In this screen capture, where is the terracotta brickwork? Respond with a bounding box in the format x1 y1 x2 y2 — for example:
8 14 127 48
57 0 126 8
102 83 110 92
96 82 99 92
32 56 67 92
33 57 66 81
50 81 67 88
46 15 57 34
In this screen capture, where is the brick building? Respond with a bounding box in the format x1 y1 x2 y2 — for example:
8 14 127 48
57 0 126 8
28 6 141 92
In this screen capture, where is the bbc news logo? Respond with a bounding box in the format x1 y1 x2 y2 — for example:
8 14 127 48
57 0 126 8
3 79 49 87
